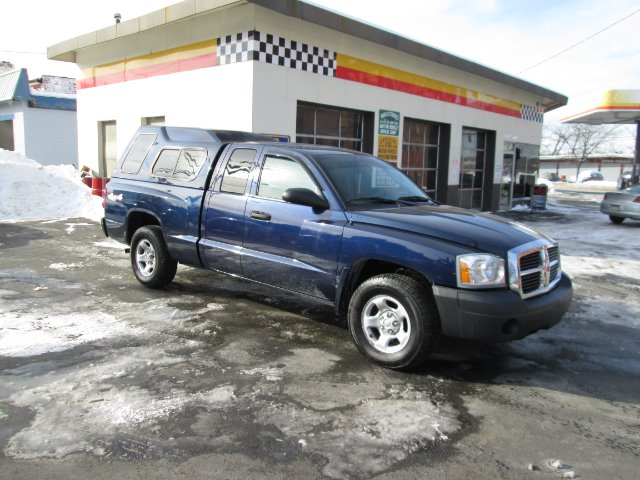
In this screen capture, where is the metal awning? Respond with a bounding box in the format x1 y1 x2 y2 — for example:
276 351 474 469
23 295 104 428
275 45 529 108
563 90 640 185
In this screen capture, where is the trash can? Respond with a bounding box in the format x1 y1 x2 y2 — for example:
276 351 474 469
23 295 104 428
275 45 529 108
531 184 548 209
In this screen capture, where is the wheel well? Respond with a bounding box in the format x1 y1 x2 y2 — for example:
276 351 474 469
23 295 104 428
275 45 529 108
126 212 160 244
338 260 431 316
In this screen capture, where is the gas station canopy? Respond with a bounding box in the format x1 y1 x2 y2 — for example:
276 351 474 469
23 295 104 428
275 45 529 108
562 89 640 124
562 89 640 185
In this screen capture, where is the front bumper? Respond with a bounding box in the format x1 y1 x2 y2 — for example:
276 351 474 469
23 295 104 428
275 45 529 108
432 273 572 342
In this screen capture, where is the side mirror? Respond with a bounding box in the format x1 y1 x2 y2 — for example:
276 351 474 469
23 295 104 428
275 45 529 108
282 188 330 210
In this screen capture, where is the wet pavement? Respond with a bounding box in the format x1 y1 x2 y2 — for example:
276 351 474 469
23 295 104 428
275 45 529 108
1 196 639 479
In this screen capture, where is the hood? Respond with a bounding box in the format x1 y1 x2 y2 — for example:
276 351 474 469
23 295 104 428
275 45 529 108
347 204 550 254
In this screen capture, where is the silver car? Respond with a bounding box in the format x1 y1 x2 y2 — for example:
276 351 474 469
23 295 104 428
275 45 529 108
600 185 640 224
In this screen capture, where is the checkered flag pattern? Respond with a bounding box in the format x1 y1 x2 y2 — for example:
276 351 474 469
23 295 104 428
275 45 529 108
520 104 544 123
217 31 336 77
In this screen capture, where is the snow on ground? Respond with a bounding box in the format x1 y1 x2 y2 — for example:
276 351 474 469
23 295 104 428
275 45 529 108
0 310 142 357
0 149 104 222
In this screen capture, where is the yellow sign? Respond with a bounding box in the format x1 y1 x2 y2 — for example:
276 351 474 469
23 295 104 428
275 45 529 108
377 135 398 163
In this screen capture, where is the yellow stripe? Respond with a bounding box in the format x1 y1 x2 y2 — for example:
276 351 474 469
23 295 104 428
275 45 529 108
82 39 217 79
337 53 521 112
599 90 640 109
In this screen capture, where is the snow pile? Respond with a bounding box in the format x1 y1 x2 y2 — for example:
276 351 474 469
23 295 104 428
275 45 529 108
0 149 104 222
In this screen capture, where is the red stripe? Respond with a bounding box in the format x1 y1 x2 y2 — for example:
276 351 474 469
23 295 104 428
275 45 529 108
78 53 217 89
561 105 640 122
591 105 640 111
336 66 520 118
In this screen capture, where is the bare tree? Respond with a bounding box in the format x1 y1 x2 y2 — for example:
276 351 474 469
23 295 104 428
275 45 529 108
541 123 573 156
542 123 622 178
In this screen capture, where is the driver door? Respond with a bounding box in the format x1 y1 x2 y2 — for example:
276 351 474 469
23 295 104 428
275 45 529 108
242 153 346 301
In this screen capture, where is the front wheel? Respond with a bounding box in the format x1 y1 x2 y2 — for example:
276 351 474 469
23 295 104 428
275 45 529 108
130 226 178 288
609 215 625 224
348 273 440 370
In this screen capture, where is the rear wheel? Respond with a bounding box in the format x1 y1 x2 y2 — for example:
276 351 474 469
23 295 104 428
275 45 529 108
609 215 625 225
348 273 440 370
130 226 177 288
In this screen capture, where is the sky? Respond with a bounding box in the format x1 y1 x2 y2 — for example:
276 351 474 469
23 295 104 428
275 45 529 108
1 0 639 124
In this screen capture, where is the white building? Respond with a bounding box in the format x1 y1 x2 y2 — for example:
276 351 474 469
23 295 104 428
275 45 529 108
0 68 78 167
47 0 567 211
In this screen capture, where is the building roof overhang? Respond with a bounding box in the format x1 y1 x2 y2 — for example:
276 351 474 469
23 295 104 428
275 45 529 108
47 0 567 112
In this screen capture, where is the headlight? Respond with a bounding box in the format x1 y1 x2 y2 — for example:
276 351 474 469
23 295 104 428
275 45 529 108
457 254 506 288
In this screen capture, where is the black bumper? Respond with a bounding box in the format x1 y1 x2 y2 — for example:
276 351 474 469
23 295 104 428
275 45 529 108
432 273 572 342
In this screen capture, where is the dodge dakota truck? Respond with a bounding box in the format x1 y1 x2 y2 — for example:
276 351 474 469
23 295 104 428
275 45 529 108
102 126 573 369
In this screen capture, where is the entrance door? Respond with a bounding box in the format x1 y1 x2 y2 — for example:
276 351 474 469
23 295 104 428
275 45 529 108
99 121 117 176
459 128 488 210
500 145 515 210
0 120 14 151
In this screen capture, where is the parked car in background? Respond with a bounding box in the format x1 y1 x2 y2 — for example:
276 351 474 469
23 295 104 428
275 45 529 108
575 170 604 183
542 172 561 182
600 185 640 224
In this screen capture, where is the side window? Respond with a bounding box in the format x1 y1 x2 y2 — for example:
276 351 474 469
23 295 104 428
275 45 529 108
174 149 208 180
152 148 207 181
220 149 257 194
152 149 180 177
258 156 319 201
121 133 156 174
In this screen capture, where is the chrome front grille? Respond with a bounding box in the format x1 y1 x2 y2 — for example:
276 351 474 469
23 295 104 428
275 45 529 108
508 240 562 299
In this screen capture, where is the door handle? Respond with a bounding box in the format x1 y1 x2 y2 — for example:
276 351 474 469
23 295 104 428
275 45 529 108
250 211 272 221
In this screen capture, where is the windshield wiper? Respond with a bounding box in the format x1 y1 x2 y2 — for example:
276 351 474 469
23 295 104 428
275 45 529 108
347 196 401 205
398 195 431 203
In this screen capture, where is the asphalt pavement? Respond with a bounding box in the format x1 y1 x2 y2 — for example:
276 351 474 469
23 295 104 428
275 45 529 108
1 196 639 479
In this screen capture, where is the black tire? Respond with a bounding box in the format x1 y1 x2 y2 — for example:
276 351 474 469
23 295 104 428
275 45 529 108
130 226 178 288
348 273 440 370
609 215 625 225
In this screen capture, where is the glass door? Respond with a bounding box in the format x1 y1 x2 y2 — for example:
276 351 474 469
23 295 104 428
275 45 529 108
500 143 515 210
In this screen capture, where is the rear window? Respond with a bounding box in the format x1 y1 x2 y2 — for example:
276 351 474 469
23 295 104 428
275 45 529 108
120 133 156 174
151 148 208 181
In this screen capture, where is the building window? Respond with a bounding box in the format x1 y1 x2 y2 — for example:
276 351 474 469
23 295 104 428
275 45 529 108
459 128 489 210
296 102 374 153
99 120 118 177
402 118 441 198
142 116 165 126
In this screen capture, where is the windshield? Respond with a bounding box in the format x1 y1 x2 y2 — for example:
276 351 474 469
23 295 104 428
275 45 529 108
311 152 433 206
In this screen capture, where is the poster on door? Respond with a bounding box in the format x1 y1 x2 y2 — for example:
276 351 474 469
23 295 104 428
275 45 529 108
377 110 400 162
377 135 399 163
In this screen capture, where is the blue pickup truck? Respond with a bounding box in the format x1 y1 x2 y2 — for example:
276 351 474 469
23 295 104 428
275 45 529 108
103 126 572 369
